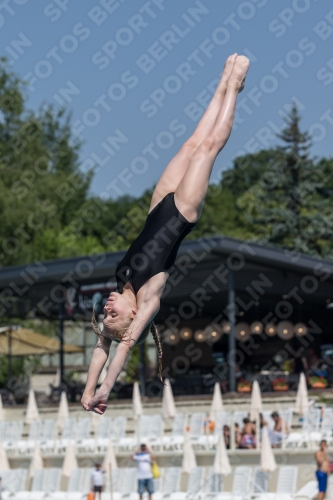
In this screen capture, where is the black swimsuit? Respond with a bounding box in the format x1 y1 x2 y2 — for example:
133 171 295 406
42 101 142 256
115 192 196 295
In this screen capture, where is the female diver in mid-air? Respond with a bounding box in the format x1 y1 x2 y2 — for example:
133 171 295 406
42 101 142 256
81 54 250 415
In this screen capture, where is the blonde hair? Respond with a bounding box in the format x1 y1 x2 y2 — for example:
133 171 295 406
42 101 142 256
91 306 131 342
91 309 164 383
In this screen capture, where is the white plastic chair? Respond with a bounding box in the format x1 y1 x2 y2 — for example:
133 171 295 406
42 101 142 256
188 466 205 494
276 466 298 494
255 465 297 500
255 494 292 500
96 416 112 451
140 415 151 437
233 411 248 427
214 411 231 432
294 480 318 499
0 421 8 440
120 467 137 496
251 467 268 494
285 432 303 448
170 466 205 500
189 413 205 436
47 468 62 493
112 416 127 442
3 421 23 454
282 408 293 429
96 415 127 451
320 408 333 443
104 467 122 493
231 466 252 496
48 468 86 500
28 469 48 500
163 413 187 450
82 468 95 495
31 469 45 491
76 418 91 440
57 418 76 452
154 467 181 499
70 468 84 488
40 419 56 453
204 466 223 494
140 415 164 448
189 413 205 448
293 409 321 448
76 418 94 453
1 469 27 494
113 416 130 451
17 421 40 454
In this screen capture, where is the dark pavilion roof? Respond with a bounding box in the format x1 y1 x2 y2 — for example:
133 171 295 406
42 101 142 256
1 236 332 320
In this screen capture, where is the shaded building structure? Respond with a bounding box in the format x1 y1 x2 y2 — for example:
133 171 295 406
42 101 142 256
0 236 333 396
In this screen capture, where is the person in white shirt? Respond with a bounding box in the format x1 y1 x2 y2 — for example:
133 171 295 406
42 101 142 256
90 462 105 499
131 444 155 500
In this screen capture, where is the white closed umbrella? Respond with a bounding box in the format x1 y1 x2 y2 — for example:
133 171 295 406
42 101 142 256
62 441 78 478
214 434 231 475
261 426 277 472
57 392 69 430
182 432 197 474
0 441 10 471
133 382 143 420
162 379 177 419
103 440 118 470
250 380 262 421
29 443 44 477
0 394 4 422
209 382 224 420
25 389 40 424
295 373 309 415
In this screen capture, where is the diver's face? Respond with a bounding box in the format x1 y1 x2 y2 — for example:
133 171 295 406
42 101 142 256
103 292 134 337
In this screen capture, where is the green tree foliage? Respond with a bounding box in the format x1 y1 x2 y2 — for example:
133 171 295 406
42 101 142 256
238 106 333 257
0 354 41 388
0 58 96 266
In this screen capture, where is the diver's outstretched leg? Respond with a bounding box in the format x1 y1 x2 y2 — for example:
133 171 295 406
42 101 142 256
149 53 238 213
174 55 250 223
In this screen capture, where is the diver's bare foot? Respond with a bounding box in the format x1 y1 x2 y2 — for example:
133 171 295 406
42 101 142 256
222 53 238 82
217 53 238 93
229 55 250 92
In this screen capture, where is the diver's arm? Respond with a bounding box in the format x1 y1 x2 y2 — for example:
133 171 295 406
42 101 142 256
86 296 160 414
81 335 111 411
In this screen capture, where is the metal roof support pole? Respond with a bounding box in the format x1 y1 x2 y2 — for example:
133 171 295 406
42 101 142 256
228 269 236 393
58 303 65 389
139 342 146 397
8 328 12 388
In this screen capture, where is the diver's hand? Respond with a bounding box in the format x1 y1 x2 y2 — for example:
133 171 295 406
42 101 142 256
81 392 94 412
86 391 109 415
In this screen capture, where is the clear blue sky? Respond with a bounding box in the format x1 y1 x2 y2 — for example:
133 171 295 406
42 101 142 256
2 0 333 199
